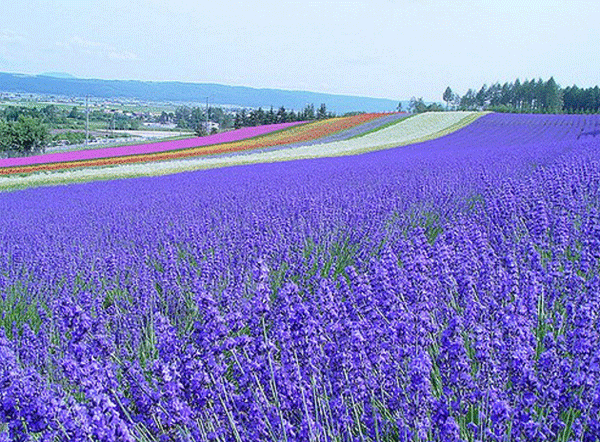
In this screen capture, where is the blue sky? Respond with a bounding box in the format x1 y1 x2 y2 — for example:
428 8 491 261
1 0 598 102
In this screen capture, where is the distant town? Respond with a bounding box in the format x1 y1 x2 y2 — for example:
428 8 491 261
0 87 340 157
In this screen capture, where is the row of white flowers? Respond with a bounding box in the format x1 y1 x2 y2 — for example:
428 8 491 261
0 112 487 191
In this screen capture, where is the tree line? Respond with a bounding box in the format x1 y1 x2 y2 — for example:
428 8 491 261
234 106 297 129
0 102 339 156
165 106 232 131
234 103 335 128
159 103 335 136
404 98 445 114
0 104 140 130
441 78 600 114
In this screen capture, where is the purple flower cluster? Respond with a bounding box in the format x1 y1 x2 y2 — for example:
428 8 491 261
1 113 600 441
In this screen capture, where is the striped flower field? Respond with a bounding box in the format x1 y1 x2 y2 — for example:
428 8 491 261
0 112 483 190
0 113 391 177
0 122 305 168
1 113 600 441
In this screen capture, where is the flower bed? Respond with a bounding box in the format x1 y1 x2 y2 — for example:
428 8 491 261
0 114 388 176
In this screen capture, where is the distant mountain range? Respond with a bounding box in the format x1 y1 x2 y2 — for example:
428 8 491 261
0 72 401 114
40 72 78 79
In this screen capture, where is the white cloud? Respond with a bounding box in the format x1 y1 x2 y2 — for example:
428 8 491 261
106 49 139 61
344 55 382 67
0 31 24 65
56 36 141 61
0 30 26 45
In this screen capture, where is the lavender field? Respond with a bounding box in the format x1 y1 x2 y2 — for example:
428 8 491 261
1 113 600 441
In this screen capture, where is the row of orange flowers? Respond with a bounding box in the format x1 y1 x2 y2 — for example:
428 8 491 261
1 113 387 176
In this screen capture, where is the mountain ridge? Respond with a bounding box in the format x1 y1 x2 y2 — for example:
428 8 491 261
0 72 400 113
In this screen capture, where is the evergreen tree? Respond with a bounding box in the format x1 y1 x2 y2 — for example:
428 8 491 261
255 107 265 125
267 106 276 124
488 83 502 107
460 89 477 110
535 78 545 110
317 103 328 119
276 106 287 123
443 87 453 110
476 85 488 108
501 82 512 106
301 104 315 120
451 93 461 110
544 77 562 113
513 79 522 109
455 77 597 114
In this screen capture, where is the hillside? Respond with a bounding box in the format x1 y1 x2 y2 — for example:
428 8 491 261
0 72 400 114
1 112 599 440
0 112 482 189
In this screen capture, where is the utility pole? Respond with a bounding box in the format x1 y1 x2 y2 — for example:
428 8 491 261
206 96 209 132
85 95 89 147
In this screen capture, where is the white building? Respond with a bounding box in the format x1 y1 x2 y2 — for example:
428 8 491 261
201 121 220 132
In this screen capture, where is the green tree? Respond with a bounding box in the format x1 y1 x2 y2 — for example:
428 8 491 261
317 103 328 119
190 107 205 129
408 97 443 113
194 123 207 137
513 79 522 109
175 106 192 128
251 107 266 126
0 120 11 153
41 105 58 123
459 89 477 110
267 106 276 124
240 109 249 126
521 79 535 110
500 82 512 106
544 77 563 113
276 106 288 123
158 111 170 124
476 85 488 108
452 92 461 110
443 87 453 110
0 115 49 156
68 106 81 119
488 83 502 107
301 104 315 120
408 97 425 113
